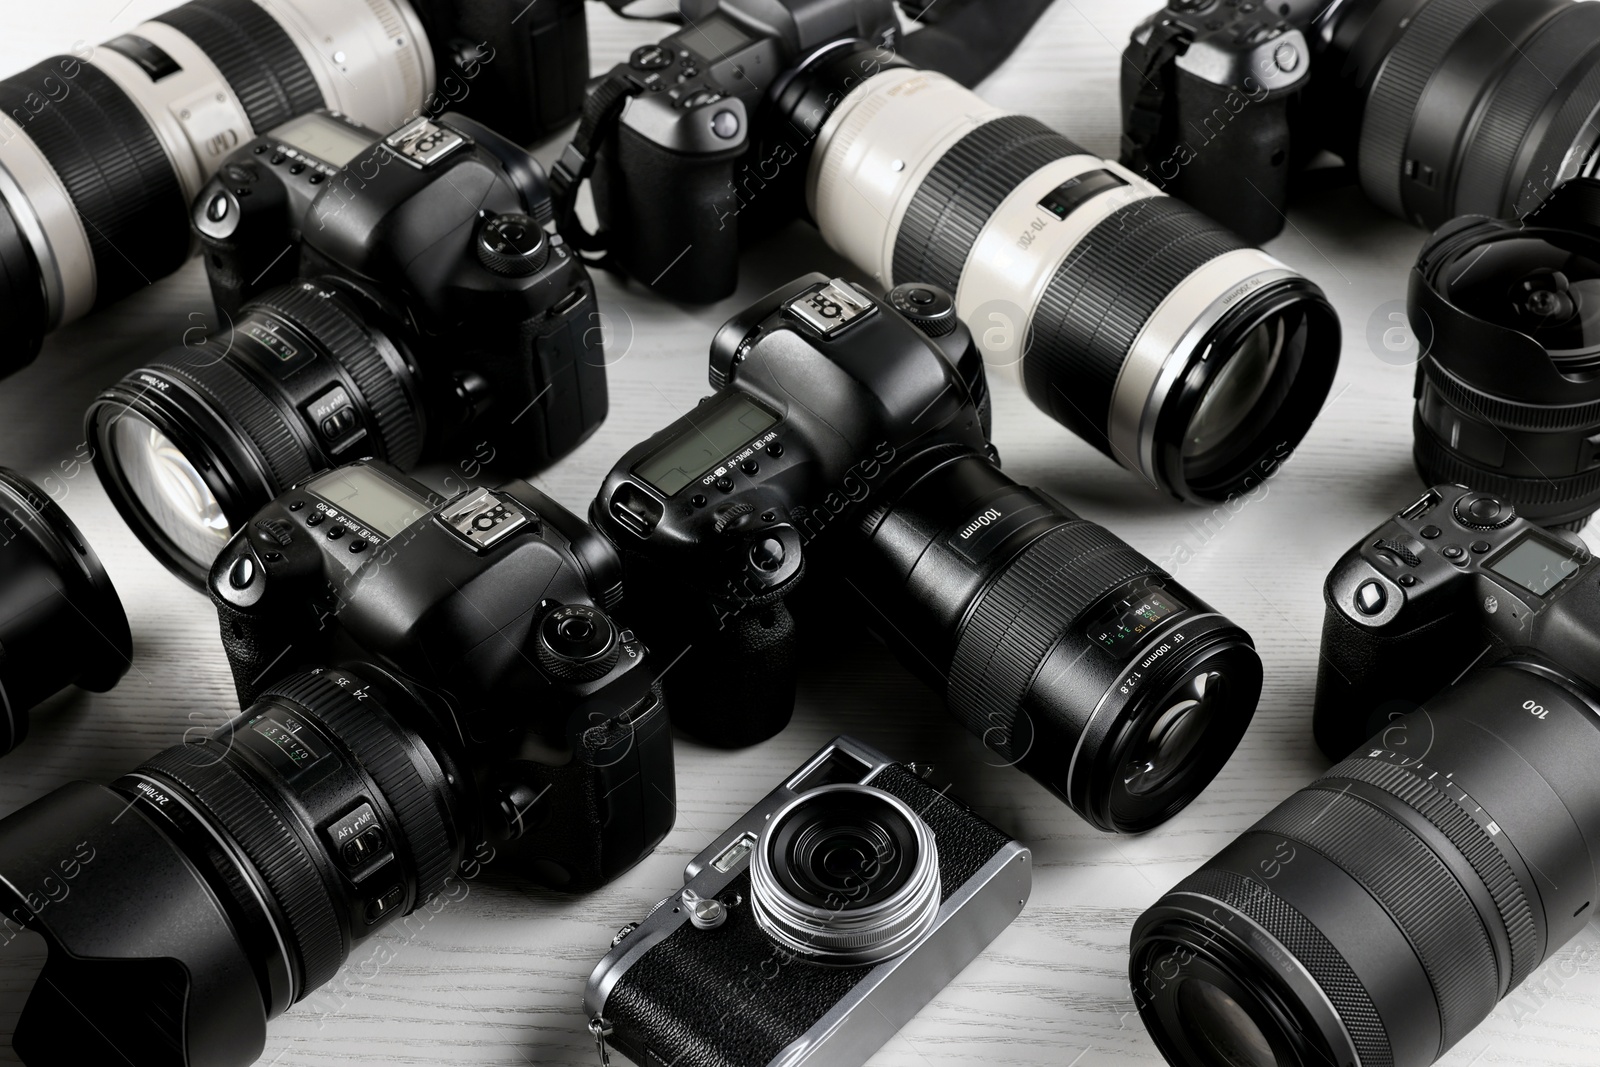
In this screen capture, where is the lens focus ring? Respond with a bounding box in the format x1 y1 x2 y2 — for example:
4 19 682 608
154 0 323 135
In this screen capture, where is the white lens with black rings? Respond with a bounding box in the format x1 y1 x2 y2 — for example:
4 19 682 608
808 68 1340 503
0 0 431 376
750 784 941 967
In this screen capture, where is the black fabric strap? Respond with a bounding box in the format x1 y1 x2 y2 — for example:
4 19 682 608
897 0 1057 88
1119 19 1188 176
550 71 642 268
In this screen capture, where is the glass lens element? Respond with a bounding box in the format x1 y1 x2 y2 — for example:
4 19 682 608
1124 672 1223 797
1178 978 1277 1067
110 414 230 568
1186 317 1286 461
1441 235 1600 353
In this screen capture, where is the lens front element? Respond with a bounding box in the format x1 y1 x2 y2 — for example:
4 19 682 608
111 413 232 571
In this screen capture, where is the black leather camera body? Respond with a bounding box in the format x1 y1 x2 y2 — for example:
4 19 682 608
577 0 900 304
193 108 607 476
1316 482 1600 761
584 735 1030 1067
209 460 675 890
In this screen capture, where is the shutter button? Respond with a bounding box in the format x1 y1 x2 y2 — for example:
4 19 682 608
1355 580 1386 616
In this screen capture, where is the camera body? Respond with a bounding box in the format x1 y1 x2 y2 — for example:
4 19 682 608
593 276 990 746
209 461 674 889
584 0 900 303
584 735 1030 1067
408 0 591 143
1316 482 1600 761
1120 0 1325 243
193 109 606 474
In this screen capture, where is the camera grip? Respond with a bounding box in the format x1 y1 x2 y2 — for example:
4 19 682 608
592 122 743 304
1169 70 1293 244
673 597 800 748
211 597 299 708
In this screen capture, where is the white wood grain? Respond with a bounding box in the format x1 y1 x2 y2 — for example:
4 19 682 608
3 2 1600 1065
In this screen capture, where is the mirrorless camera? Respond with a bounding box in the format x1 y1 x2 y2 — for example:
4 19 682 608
596 275 1263 833
585 736 1030 1067
1132 483 1600 1067
0 460 675 1067
87 109 607 588
1123 0 1600 242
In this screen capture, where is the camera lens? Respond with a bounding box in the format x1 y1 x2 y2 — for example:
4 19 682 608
1132 657 1599 1067
750 784 940 966
845 452 1262 833
0 0 432 376
0 665 471 1067
1323 0 1600 229
1411 185 1600 529
803 56 1339 502
86 281 424 588
0 468 132 756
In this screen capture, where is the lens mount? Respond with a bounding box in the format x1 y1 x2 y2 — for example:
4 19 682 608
750 784 940 966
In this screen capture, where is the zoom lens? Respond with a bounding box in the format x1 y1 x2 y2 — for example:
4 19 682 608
1132 657 1600 1067
0 0 432 377
86 280 425 588
803 58 1340 502
1410 179 1600 529
0 468 132 756
0 665 471 1067
1322 0 1600 230
842 451 1263 833
750 784 941 965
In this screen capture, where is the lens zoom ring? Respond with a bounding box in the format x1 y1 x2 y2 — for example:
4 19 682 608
1327 756 1540 990
1022 198 1246 455
154 0 323 134
1359 0 1484 218
1175 866 1393 1067
252 286 423 467
1516 34 1600 217
1413 411 1600 506
137 742 346 992
262 670 456 907
146 349 316 493
949 522 1161 760
1255 787 1500 1050
1421 360 1600 431
891 115 1084 292
0 60 190 307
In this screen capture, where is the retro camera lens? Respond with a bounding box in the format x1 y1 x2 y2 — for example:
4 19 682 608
848 453 1263 833
750 784 940 966
0 665 470 1067
0 468 132 756
86 281 424 588
1132 658 1596 1067
1410 180 1600 529
801 53 1339 502
0 0 431 377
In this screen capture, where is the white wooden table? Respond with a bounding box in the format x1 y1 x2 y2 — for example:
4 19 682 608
4 2 1600 1065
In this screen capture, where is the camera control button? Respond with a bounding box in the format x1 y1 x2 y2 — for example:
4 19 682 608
204 193 231 224
1454 493 1515 530
710 109 740 139
228 555 256 590
1398 574 1418 587
766 442 784 458
349 540 367 553
715 476 734 492
1420 525 1442 539
1441 544 1466 562
305 513 324 527
477 214 549 277
1471 540 1492 554
326 526 345 541
1355 580 1387 616
631 44 673 70
269 152 285 165
740 459 759 475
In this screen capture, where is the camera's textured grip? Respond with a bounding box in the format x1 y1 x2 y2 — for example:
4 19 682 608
948 521 1162 763
1169 69 1293 244
602 766 1010 1067
672 597 800 749
155 0 323 135
211 594 294 708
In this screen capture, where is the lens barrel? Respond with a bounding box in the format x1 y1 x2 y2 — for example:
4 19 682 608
805 62 1340 502
87 280 424 588
1132 658 1600 1067
0 664 470 1067
0 468 132 755
843 450 1262 833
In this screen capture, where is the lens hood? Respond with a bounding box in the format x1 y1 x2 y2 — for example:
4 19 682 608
0 781 265 1067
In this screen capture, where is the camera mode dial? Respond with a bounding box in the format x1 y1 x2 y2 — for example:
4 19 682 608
888 283 958 339
1453 492 1516 530
536 604 621 682
478 214 550 277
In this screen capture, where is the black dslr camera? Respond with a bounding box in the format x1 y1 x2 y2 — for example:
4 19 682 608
585 736 1030 1067
563 0 900 303
597 275 1263 834
88 109 606 588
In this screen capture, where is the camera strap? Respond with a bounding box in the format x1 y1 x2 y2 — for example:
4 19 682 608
549 72 642 273
896 0 1058 88
1120 21 1188 177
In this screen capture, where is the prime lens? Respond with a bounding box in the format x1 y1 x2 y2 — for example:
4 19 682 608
1132 657 1600 1067
86 280 425 588
0 665 471 1067
0 0 432 375
0 468 132 755
804 60 1340 503
842 451 1263 833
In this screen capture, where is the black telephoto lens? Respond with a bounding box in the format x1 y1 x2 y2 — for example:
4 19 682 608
1132 656 1600 1067
1411 178 1600 529
0 665 472 1067
85 281 425 588
842 451 1263 833
0 468 131 755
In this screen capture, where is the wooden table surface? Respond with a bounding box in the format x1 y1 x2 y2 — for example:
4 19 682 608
4 1 1600 1065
